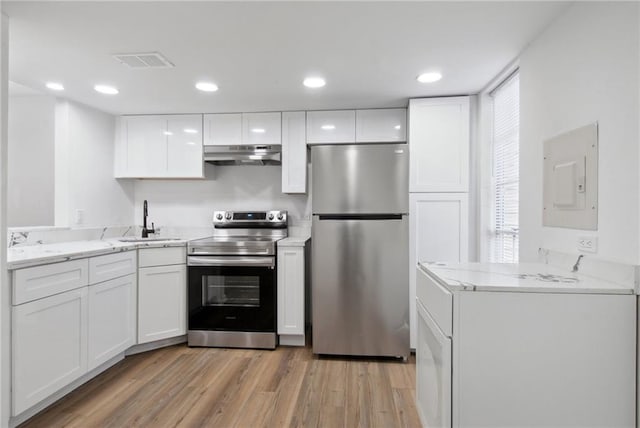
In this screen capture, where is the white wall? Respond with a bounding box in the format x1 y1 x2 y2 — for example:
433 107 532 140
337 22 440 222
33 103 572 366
1 13 9 428
134 164 310 229
55 100 134 227
7 95 55 226
519 2 640 264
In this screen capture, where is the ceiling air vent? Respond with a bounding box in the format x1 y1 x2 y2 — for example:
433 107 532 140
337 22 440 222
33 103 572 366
112 52 175 69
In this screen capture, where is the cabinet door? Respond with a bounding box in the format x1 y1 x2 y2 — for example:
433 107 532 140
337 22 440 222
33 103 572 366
204 113 242 146
12 288 88 416
88 274 136 371
138 264 186 344
124 115 168 177
277 246 305 336
306 110 355 144
409 97 470 192
356 109 406 143
281 111 307 194
242 112 282 145
166 115 204 178
409 193 468 348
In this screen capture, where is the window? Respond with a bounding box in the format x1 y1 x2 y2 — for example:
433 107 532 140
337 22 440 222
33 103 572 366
490 72 519 263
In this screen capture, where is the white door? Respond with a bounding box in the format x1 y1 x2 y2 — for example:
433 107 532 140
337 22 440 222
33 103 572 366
166 114 204 178
87 274 136 370
242 112 282 145
408 97 470 192
124 115 167 177
138 264 186 344
12 288 88 416
277 246 304 336
204 113 242 146
356 108 406 142
416 299 452 428
410 193 468 348
306 110 355 144
281 111 307 194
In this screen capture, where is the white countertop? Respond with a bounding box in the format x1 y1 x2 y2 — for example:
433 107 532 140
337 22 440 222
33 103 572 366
419 262 634 295
8 238 188 270
277 236 310 247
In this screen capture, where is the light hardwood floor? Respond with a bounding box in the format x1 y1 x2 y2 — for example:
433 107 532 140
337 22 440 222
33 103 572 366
20 344 421 428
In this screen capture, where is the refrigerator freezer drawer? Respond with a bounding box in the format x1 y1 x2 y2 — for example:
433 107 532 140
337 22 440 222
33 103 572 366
311 215 409 358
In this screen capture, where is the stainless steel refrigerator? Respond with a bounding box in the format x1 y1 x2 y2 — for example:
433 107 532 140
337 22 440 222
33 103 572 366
311 143 409 359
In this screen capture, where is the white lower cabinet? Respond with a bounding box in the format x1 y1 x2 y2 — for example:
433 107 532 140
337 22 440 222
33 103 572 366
12 287 88 416
138 264 187 344
277 239 309 346
87 274 137 370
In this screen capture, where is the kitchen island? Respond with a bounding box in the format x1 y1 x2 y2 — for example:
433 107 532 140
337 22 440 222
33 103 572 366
416 261 636 428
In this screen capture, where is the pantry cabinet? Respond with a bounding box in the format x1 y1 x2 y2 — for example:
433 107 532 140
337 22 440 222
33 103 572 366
409 193 468 348
115 114 204 178
281 111 307 193
12 287 88 415
408 97 470 192
137 247 187 344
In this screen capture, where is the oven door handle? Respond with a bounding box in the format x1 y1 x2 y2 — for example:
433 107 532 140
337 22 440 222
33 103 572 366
188 256 275 268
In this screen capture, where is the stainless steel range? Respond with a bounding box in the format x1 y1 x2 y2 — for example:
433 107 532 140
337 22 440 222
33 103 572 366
187 210 287 349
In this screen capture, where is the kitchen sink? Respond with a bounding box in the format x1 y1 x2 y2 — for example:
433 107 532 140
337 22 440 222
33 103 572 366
118 237 182 243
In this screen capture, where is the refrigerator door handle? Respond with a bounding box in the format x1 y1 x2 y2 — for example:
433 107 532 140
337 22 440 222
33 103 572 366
317 214 405 221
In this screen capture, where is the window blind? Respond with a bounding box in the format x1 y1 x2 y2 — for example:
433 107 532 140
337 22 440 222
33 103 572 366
490 72 519 263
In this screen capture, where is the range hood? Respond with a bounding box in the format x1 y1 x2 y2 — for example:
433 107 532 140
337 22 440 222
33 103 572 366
204 144 281 166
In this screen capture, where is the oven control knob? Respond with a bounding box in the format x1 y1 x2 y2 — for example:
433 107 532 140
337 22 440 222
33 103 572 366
277 213 284 221
216 213 223 220
225 212 232 220
268 213 274 220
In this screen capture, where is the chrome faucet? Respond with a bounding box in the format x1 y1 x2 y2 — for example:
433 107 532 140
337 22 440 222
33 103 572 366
142 200 155 238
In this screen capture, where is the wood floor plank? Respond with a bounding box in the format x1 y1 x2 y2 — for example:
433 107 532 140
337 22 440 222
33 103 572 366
19 345 419 428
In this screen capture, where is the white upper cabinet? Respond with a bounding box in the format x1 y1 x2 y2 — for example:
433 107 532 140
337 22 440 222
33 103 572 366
204 113 242 146
409 97 470 192
116 114 204 179
356 109 407 143
306 110 356 144
166 115 204 178
242 112 282 145
281 112 307 194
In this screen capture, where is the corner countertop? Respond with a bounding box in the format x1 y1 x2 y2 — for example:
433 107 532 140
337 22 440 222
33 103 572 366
277 236 310 247
8 238 188 270
419 262 634 295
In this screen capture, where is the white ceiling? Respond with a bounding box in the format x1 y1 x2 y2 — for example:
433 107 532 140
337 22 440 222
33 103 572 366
2 1 570 115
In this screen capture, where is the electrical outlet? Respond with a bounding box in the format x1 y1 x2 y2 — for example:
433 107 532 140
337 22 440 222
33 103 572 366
75 209 85 225
577 236 597 253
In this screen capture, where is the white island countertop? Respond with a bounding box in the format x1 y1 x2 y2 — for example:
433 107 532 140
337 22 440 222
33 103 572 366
8 238 188 270
419 262 634 295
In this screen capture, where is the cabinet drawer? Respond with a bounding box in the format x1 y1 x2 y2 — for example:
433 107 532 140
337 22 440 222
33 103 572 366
13 259 89 305
138 246 186 268
416 265 453 337
89 251 137 285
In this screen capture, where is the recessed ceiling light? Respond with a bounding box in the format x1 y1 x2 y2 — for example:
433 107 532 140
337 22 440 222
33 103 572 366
416 72 442 83
195 81 218 92
394 125 401 130
303 77 326 88
184 128 198 134
94 84 119 95
45 82 64 91
251 128 266 134
321 124 335 130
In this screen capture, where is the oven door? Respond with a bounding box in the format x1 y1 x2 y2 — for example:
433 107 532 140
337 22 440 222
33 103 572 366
187 256 276 332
